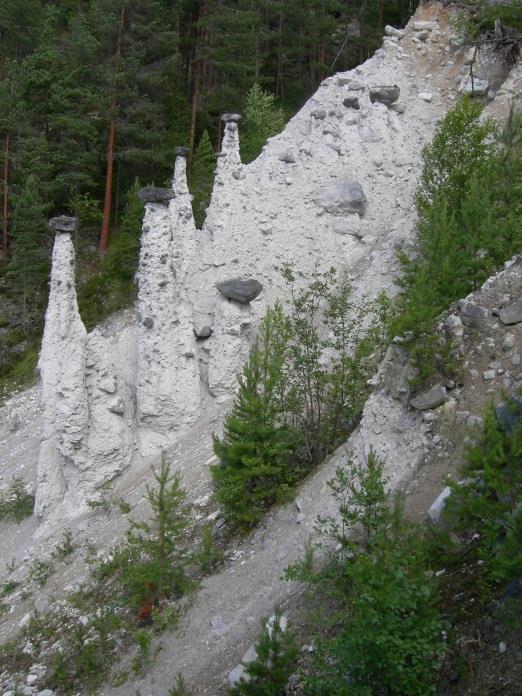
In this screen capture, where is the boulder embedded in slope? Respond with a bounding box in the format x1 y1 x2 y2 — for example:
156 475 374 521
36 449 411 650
369 85 400 105
313 181 367 216
499 298 522 325
410 384 447 411
216 279 263 304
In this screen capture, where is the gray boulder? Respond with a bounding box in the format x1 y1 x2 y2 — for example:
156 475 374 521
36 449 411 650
460 78 489 97
459 301 491 331
499 299 522 325
496 395 522 433
313 181 367 216
49 216 78 234
410 384 447 411
369 85 400 105
216 279 263 304
343 94 360 109
137 187 175 204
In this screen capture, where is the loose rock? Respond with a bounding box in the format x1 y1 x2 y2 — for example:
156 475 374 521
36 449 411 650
216 279 263 304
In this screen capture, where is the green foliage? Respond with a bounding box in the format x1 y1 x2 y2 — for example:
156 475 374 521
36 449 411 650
169 673 192 696
189 130 216 229
228 610 299 695
6 174 50 331
0 477 35 522
212 303 297 530
287 449 444 695
315 447 389 553
445 401 522 578
98 455 198 610
241 83 285 163
453 1 522 40
28 557 54 587
392 101 522 385
52 528 75 561
77 181 143 330
213 272 390 530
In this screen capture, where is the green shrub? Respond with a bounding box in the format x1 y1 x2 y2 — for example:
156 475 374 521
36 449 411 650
212 303 297 530
445 400 522 576
240 83 286 164
0 477 35 522
287 450 444 695
393 101 522 385
228 610 299 695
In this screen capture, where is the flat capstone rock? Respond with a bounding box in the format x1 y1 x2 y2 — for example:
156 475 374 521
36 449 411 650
499 298 522 325
49 216 78 234
369 85 400 105
137 187 175 204
174 146 190 157
216 279 263 304
410 384 447 411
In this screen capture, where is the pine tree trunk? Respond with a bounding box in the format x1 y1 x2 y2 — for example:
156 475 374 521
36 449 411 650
2 132 9 257
99 7 125 255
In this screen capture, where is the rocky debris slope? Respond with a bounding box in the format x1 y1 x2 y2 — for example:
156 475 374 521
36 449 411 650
1 2 521 694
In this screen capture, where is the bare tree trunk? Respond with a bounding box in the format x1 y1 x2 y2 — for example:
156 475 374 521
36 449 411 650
2 132 9 257
99 7 125 255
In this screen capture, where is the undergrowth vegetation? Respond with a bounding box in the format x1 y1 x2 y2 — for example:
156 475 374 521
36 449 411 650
212 269 391 530
0 477 34 523
391 99 522 385
0 456 222 694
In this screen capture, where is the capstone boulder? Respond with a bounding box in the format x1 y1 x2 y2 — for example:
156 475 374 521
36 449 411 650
216 279 263 304
369 84 400 105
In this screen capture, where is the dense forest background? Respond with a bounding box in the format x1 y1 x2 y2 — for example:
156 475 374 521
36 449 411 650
0 0 414 389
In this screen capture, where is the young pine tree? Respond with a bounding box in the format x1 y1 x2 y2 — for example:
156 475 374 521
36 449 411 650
212 304 296 530
228 611 299 696
120 455 197 609
189 130 215 229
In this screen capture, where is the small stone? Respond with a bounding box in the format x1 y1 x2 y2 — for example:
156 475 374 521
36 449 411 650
410 384 447 411
142 317 154 329
498 641 507 654
418 92 433 102
27 675 39 687
428 487 452 524
467 415 483 428
413 21 438 31
278 149 297 163
502 334 515 350
311 108 326 120
385 25 404 38
390 102 406 113
512 353 521 366
98 376 117 394
500 299 522 325
108 398 125 415
483 369 496 380
347 80 365 91
216 279 263 304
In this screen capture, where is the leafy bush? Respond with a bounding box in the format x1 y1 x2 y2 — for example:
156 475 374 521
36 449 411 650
228 610 298 696
212 273 390 530
0 477 35 522
287 450 444 695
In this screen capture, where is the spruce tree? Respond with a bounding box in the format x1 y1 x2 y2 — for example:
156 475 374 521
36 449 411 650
6 174 49 330
241 83 285 163
212 304 296 529
189 129 215 229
